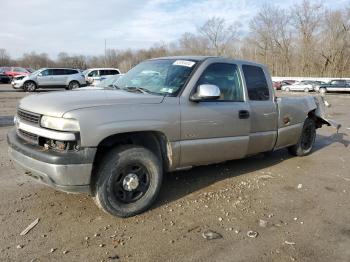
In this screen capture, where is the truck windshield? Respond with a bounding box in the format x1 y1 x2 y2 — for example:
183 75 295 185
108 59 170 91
114 59 197 96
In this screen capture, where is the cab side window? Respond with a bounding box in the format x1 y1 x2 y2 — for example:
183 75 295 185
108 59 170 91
197 63 243 101
242 65 270 101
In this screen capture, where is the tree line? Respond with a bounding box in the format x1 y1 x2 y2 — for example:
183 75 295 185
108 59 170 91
1 0 349 77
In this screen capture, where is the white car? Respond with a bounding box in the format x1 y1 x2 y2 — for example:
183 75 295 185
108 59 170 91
83 68 121 86
11 68 87 92
282 81 314 92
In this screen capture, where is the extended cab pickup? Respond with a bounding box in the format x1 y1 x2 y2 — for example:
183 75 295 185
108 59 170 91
7 56 338 217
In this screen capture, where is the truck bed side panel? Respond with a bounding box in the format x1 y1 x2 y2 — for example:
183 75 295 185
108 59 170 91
274 96 317 149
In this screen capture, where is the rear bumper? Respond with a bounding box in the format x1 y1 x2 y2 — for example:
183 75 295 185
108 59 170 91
7 129 96 193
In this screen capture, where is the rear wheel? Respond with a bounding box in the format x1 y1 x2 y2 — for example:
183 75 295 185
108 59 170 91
66 81 80 90
285 87 290 92
93 146 163 217
24 81 37 92
288 118 316 156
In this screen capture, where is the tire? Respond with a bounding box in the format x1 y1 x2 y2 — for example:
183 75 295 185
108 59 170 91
23 81 37 92
66 81 80 90
285 87 290 92
93 146 163 217
304 88 309 93
319 88 326 94
288 118 316 156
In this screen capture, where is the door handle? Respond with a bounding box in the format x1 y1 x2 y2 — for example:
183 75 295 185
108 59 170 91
239 110 250 119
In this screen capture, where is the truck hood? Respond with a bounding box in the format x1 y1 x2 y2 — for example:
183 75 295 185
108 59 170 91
18 88 164 117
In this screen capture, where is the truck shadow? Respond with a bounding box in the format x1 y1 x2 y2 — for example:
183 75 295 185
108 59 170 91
154 133 349 209
0 116 14 127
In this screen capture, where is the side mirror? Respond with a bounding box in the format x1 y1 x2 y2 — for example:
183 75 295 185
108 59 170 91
38 73 42 77
190 84 221 101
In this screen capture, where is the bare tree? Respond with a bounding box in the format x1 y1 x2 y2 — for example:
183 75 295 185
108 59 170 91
319 9 350 77
177 32 210 55
0 48 11 66
199 17 240 56
249 5 294 76
291 0 323 76
20 52 55 69
4 2 350 77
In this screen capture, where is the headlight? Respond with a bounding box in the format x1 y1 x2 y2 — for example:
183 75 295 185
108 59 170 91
40 116 80 132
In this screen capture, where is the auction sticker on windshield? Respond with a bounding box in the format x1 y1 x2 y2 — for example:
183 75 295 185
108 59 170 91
173 60 195 68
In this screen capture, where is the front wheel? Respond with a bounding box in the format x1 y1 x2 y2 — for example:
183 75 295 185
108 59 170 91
288 118 316 156
23 81 37 92
93 146 163 217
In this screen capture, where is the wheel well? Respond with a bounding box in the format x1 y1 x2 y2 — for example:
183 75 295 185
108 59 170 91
24 80 36 86
308 110 329 129
93 131 170 173
69 80 79 85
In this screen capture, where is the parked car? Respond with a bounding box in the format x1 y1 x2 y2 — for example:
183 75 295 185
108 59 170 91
273 81 282 90
26 68 35 73
310 81 326 91
281 80 314 92
11 68 87 92
11 75 28 89
316 79 350 94
2 67 32 79
7 56 337 217
83 68 121 86
95 74 124 88
0 68 11 83
281 80 296 86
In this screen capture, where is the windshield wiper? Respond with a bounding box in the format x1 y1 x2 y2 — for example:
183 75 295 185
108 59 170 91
122 86 151 94
112 84 122 89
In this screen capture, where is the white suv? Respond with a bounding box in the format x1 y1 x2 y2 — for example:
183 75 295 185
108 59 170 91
83 68 121 86
12 68 87 92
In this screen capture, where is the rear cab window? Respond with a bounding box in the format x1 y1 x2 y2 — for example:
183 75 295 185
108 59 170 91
242 65 270 101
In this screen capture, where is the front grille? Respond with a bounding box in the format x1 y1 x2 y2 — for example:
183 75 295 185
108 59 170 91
17 109 41 125
18 129 39 144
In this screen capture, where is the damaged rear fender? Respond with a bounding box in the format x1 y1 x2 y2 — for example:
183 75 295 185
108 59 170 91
310 96 341 132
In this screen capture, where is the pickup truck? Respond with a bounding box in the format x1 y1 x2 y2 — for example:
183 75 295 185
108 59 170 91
7 56 338 217
316 79 350 94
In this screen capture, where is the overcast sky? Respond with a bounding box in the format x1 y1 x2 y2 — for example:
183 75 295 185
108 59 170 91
1 0 348 58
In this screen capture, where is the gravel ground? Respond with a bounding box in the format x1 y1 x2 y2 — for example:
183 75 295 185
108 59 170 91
0 84 349 262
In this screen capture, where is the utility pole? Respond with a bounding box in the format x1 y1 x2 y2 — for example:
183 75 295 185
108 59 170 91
104 39 107 66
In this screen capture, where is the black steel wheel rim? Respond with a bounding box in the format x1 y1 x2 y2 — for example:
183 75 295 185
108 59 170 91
112 163 150 204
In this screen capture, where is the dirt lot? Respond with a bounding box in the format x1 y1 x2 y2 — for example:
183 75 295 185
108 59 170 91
0 84 349 262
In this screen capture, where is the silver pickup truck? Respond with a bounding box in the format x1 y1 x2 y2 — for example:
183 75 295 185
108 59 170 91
7 56 337 217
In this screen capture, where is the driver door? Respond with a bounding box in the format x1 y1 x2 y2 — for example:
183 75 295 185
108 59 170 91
179 62 250 166
36 69 53 86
